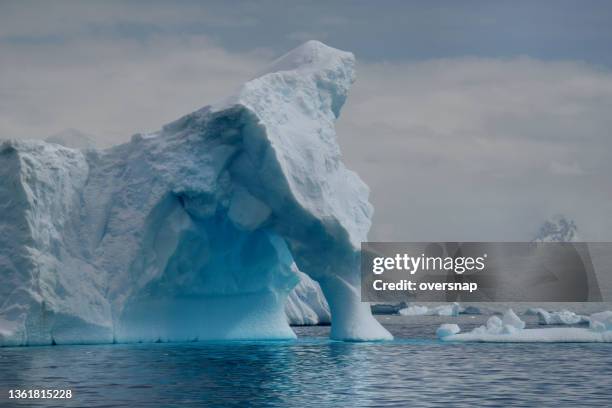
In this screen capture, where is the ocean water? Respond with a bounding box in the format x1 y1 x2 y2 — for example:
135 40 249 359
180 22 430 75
1 315 611 407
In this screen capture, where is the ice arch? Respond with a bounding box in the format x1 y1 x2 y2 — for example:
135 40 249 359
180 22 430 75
0 41 391 345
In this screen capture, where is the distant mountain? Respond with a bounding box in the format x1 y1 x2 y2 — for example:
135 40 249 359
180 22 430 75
533 215 578 242
45 128 97 150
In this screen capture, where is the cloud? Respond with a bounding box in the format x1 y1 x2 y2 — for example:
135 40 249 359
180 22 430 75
2 1 612 241
287 31 329 43
0 34 267 145
0 0 258 40
337 58 612 241
549 161 586 176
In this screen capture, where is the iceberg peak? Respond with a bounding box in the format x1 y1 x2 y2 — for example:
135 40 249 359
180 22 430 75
262 40 354 75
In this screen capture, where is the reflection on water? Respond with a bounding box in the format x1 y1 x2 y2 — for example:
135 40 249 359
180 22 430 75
1 318 611 407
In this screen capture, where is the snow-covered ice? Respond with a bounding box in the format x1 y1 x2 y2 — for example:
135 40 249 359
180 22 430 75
529 308 589 325
589 311 612 332
0 41 391 346
399 302 463 317
439 309 612 343
436 324 461 338
399 305 430 316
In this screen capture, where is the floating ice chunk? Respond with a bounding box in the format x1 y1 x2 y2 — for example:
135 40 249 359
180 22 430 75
460 306 482 315
441 309 612 343
398 302 463 317
524 308 542 316
534 309 589 325
434 302 463 316
589 311 612 332
502 309 526 330
436 324 461 338
484 316 503 334
371 302 407 315
399 305 429 316
442 327 612 343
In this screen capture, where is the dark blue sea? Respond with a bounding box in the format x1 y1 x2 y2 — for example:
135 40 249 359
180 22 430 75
1 315 611 407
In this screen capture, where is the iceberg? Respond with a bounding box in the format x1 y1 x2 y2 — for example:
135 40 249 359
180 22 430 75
438 309 612 342
0 40 391 346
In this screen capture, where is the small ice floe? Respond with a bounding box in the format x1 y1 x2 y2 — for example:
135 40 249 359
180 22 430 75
399 305 429 316
438 309 612 343
461 306 482 315
371 302 408 315
529 308 589 325
436 324 461 338
399 302 463 317
590 311 612 332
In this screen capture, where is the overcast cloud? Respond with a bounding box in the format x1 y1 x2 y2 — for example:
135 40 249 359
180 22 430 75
1 1 611 241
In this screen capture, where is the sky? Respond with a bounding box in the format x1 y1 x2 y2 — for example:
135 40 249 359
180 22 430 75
1 0 612 241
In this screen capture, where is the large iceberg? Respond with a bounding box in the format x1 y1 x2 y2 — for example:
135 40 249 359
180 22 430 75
43 130 331 327
0 41 391 346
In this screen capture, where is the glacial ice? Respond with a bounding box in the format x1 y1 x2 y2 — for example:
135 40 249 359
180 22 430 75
589 311 612 332
530 308 589 325
285 268 331 326
436 324 461 338
0 40 391 346
399 305 430 316
399 302 463 317
438 309 612 342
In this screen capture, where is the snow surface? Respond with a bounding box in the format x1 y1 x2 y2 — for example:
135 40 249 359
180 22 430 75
0 41 391 346
438 309 612 342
